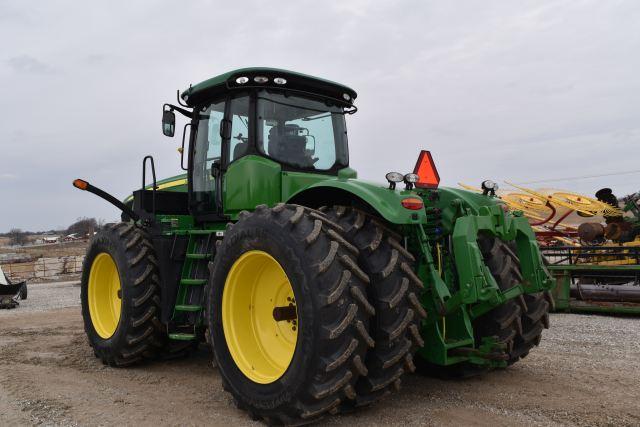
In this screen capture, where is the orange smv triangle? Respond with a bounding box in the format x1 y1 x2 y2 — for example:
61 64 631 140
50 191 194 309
413 150 440 189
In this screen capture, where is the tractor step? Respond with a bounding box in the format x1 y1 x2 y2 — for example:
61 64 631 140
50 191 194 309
188 229 220 235
175 304 202 312
444 338 474 349
185 253 209 260
180 278 207 286
168 332 197 341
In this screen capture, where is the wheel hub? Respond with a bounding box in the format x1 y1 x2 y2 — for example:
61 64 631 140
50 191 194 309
222 250 298 384
88 252 122 339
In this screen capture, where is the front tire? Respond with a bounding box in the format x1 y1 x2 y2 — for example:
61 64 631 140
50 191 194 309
81 223 165 366
207 204 373 424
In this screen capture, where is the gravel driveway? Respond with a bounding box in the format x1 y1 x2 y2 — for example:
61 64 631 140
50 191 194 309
1 281 639 426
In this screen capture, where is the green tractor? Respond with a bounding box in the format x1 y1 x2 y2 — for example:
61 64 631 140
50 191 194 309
74 68 553 424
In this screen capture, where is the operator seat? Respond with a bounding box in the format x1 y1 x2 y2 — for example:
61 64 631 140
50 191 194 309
268 125 309 167
233 139 248 161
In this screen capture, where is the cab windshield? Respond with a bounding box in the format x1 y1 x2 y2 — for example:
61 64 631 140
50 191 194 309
256 91 349 171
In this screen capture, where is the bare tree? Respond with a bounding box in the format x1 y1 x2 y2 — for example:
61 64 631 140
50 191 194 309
66 217 98 237
8 228 27 246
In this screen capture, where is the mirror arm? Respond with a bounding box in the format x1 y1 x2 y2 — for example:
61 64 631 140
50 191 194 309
163 103 193 119
177 89 190 108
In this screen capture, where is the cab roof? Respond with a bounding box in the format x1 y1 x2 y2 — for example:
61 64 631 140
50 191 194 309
180 67 357 107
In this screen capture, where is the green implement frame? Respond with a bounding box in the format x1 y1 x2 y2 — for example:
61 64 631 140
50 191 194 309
547 263 640 315
543 245 640 315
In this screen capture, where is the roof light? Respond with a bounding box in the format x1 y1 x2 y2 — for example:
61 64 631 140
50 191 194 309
401 197 424 210
235 76 249 84
254 76 269 83
274 77 287 85
413 150 440 189
343 93 351 101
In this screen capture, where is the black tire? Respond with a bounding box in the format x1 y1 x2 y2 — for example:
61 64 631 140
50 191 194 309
81 223 183 366
206 204 373 424
323 206 425 407
19 283 27 300
477 237 526 366
507 244 551 362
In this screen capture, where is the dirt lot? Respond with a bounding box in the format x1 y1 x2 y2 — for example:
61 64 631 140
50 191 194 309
1 283 639 426
0 241 89 258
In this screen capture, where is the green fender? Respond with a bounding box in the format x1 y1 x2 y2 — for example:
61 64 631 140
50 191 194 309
286 173 427 225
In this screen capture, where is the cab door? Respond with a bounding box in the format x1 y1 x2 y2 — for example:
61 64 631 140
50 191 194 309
189 98 226 220
222 94 282 216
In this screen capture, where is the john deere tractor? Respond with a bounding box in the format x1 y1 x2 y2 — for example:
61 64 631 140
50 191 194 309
74 68 553 424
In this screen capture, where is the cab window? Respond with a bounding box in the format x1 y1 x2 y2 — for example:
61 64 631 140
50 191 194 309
256 91 348 171
228 96 250 163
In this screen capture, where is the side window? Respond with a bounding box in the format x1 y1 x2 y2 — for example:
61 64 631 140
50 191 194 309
228 96 250 163
193 100 225 193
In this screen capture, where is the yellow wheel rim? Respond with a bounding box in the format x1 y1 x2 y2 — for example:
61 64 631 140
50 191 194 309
88 252 122 339
222 250 298 384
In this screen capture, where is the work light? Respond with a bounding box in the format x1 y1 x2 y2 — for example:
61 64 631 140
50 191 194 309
386 172 404 190
481 180 498 196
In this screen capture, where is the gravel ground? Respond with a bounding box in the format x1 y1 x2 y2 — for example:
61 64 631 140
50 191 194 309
0 281 81 315
1 282 639 426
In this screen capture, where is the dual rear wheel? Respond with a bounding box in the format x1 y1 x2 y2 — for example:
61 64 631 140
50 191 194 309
207 204 426 423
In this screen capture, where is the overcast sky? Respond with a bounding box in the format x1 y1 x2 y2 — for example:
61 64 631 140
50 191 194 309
1 0 639 232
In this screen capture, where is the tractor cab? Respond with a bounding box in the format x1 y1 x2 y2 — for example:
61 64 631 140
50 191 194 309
161 68 357 221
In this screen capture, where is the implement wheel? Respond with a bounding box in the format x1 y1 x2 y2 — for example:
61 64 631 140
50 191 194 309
324 206 425 407
207 204 373 424
81 223 188 366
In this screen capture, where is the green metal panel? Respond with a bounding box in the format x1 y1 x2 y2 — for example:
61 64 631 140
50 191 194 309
286 177 428 225
223 156 282 217
547 264 640 315
413 194 553 367
123 173 188 204
280 171 331 199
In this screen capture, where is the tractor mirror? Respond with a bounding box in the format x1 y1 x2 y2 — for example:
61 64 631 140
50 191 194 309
219 119 232 140
162 110 176 137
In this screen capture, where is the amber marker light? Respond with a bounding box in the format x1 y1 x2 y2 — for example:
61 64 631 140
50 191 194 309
73 179 88 190
401 197 424 210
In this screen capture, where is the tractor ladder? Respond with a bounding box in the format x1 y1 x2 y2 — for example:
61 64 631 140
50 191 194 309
168 229 223 341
